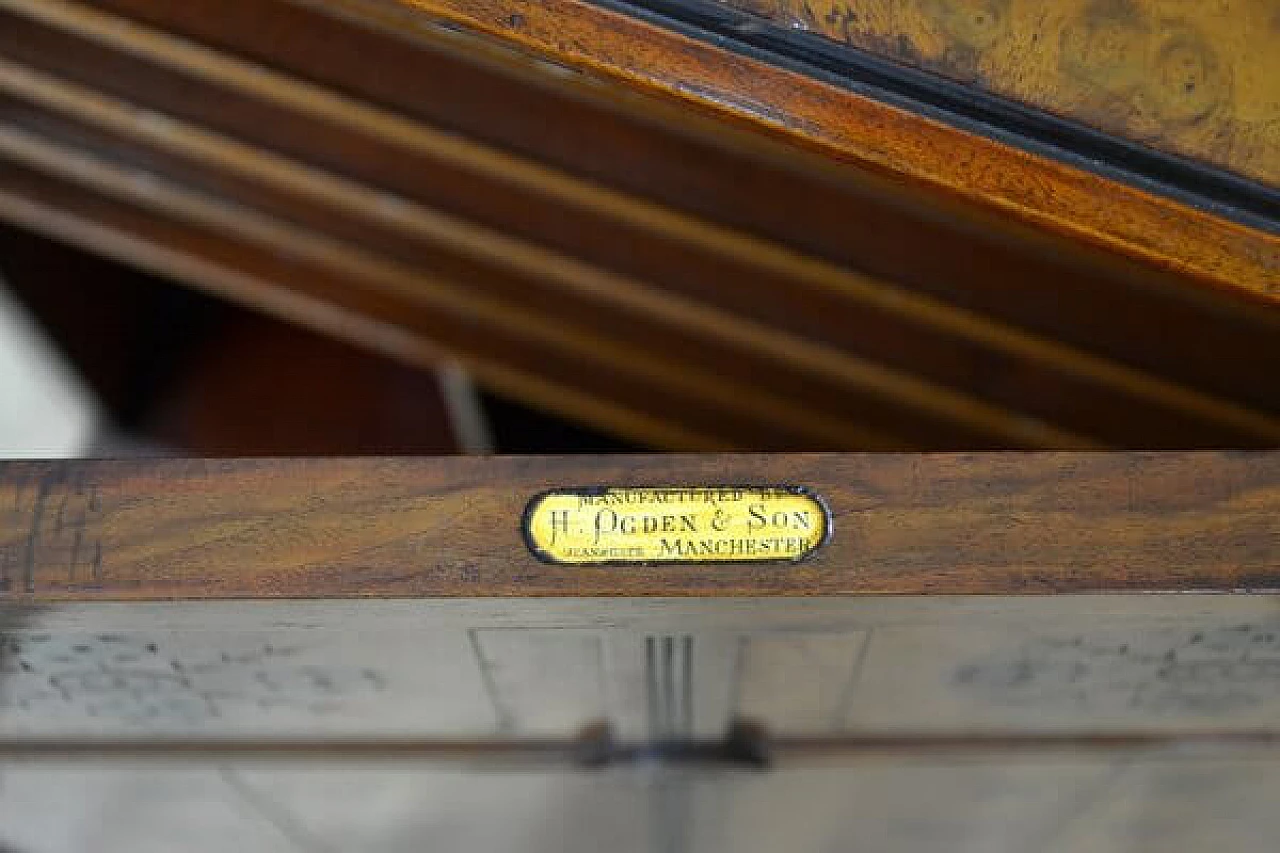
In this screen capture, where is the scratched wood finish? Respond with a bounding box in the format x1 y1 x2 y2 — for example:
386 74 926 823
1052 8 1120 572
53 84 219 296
719 0 1280 186
0 454 1276 599
0 0 1276 452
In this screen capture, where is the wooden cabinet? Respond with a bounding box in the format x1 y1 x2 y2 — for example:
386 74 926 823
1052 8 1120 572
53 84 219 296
1 453 1279 849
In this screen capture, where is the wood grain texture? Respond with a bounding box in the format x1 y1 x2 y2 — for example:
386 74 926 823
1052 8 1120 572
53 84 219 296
343 0 1280 301
0 0 1277 453
719 0 1280 187
0 453 1275 600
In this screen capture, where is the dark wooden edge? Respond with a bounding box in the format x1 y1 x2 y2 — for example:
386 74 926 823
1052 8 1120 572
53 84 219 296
5 731 1280 762
1 453 1276 600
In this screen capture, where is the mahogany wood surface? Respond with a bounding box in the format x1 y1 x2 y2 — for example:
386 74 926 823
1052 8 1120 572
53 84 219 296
0 453 1276 600
716 0 1280 187
0 0 1275 451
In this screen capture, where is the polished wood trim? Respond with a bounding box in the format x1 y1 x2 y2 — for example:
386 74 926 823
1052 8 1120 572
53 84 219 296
18 0 1276 415
0 9 1223 436
0 0 1276 451
1 453 1276 599
0 28 1274 445
339 0 1280 301
711 0 1280 188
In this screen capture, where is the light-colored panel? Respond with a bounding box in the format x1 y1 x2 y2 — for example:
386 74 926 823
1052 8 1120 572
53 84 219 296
601 632 651 741
234 766 653 853
9 755 1280 852
4 596 1280 737
1049 758 1280 852
0 624 499 736
0 766 294 853
690 758 1120 853
734 631 869 733
471 628 605 735
848 619 1280 733
690 633 740 739
0 763 654 853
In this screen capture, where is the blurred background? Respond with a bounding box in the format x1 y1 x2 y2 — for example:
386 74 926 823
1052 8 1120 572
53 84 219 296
3 210 1275 461
0 226 637 459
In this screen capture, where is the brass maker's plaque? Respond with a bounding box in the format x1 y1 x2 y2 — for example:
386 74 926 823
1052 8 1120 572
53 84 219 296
523 487 830 565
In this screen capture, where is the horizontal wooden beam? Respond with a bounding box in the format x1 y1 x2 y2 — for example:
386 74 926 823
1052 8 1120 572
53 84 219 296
1 453 1276 599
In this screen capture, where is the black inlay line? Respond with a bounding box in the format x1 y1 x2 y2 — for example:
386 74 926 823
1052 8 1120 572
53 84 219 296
647 634 695 738
662 634 676 736
681 634 693 736
830 629 875 731
586 0 1280 233
645 635 661 738
468 629 514 734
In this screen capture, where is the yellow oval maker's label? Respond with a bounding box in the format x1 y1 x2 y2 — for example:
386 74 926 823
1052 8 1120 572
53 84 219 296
523 487 830 565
